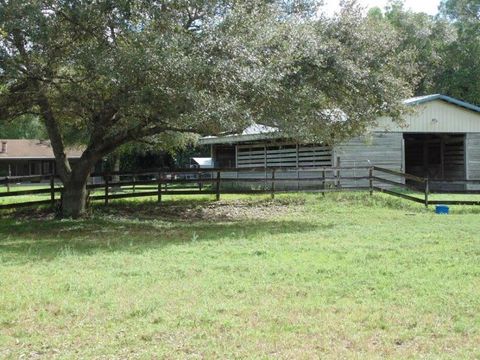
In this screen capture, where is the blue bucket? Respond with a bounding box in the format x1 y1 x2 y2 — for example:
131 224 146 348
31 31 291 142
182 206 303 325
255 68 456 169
435 205 450 215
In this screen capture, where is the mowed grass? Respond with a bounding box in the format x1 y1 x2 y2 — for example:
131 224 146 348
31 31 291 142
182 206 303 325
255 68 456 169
0 193 480 359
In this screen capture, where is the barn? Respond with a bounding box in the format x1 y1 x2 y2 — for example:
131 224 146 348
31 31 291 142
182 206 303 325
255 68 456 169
199 94 480 191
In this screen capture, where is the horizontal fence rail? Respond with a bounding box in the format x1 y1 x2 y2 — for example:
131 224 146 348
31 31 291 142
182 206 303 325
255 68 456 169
1 165 479 210
373 166 430 206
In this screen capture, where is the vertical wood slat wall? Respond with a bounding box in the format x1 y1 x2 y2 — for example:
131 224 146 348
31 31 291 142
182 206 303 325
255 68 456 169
236 143 333 169
225 143 334 188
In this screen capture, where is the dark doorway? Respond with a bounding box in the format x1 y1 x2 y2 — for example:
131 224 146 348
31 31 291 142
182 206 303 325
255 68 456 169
213 145 236 168
404 133 466 190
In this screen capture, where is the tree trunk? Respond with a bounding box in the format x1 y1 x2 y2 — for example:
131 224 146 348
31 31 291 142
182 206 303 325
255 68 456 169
61 172 90 218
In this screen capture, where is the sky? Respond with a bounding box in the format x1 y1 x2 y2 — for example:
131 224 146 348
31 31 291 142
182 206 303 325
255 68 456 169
321 0 442 16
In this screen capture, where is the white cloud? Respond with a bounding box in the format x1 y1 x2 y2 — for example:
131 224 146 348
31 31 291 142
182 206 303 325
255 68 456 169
321 0 441 16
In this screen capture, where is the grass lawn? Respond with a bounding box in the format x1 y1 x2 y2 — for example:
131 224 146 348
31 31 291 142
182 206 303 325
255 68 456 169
0 193 479 358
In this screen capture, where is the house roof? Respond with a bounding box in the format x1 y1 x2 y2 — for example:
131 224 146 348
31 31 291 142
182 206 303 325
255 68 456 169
0 139 83 160
199 94 480 145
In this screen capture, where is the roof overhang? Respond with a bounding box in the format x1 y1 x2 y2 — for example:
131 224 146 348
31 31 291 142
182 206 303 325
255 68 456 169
199 132 281 145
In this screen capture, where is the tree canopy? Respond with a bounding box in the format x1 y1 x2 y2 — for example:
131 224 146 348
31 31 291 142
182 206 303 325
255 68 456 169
1 0 417 216
368 0 480 106
0 114 45 138
437 0 480 104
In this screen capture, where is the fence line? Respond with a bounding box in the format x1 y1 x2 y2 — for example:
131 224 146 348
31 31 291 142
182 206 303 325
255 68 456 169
1 166 479 210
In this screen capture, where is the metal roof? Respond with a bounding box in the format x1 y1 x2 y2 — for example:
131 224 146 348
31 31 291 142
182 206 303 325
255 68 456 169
191 157 213 168
404 94 480 113
200 124 280 145
199 95 480 145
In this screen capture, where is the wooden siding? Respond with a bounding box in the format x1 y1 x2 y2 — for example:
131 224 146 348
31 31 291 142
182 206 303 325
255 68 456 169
466 133 480 190
335 132 403 168
225 135 403 189
220 143 335 189
375 100 480 133
334 132 404 187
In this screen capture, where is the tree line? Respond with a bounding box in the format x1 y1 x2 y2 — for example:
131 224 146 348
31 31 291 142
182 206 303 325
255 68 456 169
369 0 480 105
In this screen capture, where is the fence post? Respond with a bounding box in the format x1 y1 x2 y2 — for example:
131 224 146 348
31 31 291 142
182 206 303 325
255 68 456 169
424 177 429 208
50 175 55 208
264 168 267 192
6 165 11 193
336 157 341 189
104 174 109 206
369 167 374 196
297 169 300 191
157 172 162 203
271 168 276 200
216 171 221 201
322 169 326 197
132 175 136 193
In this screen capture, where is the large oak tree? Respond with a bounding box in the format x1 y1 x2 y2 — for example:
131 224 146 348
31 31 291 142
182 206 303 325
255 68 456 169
1 0 414 217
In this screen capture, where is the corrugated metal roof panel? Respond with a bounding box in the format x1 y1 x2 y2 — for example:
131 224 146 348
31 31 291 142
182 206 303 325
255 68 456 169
375 99 480 133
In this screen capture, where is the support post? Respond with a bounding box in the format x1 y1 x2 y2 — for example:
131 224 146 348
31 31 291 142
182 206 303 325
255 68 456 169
424 177 429 208
271 168 276 200
369 167 374 196
216 171 221 201
336 157 341 189
50 175 55 208
264 167 267 192
6 164 11 193
132 175 136 193
104 174 109 206
199 170 203 192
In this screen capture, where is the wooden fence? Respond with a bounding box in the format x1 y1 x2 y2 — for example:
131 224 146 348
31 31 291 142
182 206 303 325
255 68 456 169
372 166 480 206
1 166 480 210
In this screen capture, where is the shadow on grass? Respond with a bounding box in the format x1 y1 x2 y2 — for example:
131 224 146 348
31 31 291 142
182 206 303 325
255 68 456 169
0 199 326 264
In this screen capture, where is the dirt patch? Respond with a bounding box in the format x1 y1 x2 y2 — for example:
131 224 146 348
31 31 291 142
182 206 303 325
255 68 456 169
170 202 302 221
4 198 306 222
101 198 306 222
